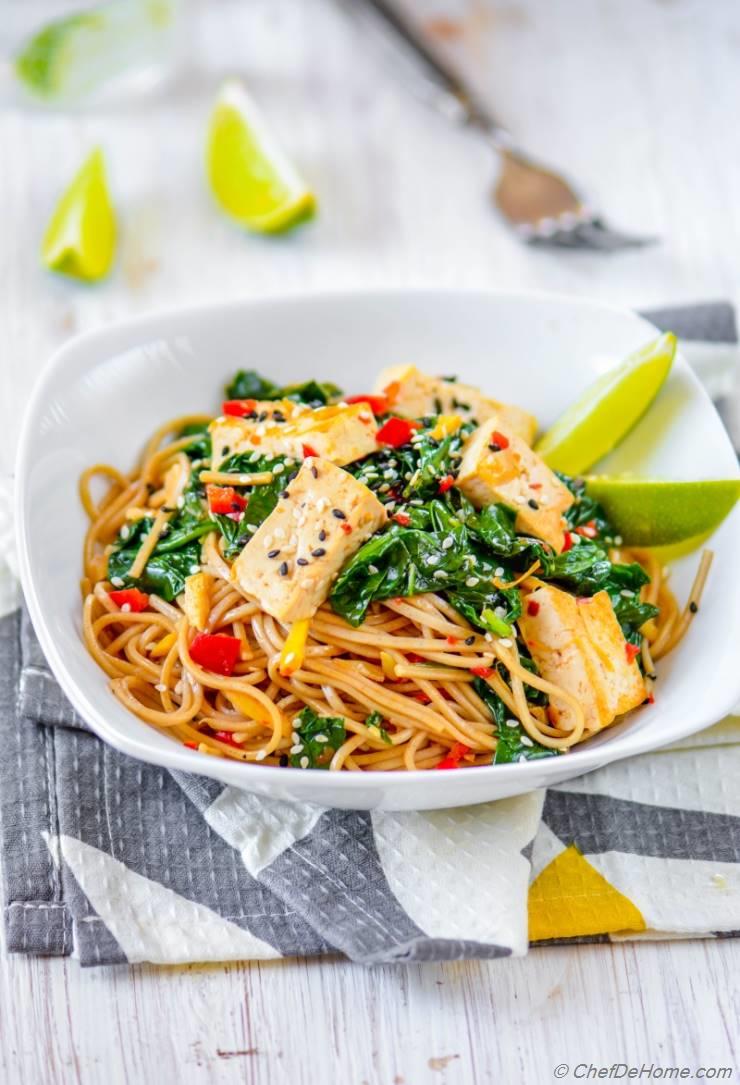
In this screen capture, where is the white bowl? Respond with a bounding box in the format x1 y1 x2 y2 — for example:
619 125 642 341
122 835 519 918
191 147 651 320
16 289 740 810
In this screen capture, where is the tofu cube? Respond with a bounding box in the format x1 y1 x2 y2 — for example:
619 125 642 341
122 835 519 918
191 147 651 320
456 417 574 552
210 402 378 468
518 584 646 735
373 364 537 445
233 459 387 622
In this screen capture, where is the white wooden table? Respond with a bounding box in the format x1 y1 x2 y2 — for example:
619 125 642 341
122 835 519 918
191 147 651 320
2 1 739 1081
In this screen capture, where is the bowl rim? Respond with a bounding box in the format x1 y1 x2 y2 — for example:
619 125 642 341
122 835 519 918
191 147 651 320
15 285 740 800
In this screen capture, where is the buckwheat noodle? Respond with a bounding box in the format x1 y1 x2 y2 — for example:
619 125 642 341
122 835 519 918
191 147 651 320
80 414 710 771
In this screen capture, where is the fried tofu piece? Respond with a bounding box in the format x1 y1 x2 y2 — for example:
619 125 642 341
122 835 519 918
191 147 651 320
456 417 574 552
519 584 646 735
210 402 378 469
373 364 537 445
233 459 387 622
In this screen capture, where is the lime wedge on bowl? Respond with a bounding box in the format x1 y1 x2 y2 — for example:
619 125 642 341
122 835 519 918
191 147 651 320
42 148 116 283
536 333 677 474
15 0 177 103
584 477 740 546
206 79 316 234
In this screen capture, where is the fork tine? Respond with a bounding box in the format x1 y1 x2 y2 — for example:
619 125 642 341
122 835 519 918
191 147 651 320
527 218 657 252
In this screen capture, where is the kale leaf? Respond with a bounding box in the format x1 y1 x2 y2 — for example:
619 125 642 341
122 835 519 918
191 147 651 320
365 710 392 744
225 369 342 407
291 706 347 768
178 421 212 462
473 677 558 764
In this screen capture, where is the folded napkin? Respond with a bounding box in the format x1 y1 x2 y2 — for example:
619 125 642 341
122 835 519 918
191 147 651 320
1 302 739 967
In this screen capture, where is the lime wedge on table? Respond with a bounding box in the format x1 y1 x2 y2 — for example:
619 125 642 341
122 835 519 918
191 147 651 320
584 477 740 546
42 148 116 282
14 0 176 102
535 333 677 475
206 80 316 234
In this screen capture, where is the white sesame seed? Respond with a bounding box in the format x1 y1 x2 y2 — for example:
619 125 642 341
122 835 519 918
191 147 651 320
176 495 185 509
121 603 131 613
495 566 505 577
466 576 479 587
246 523 257 533
299 756 310 769
442 536 454 549
263 534 273 548
255 750 267 761
433 570 448 580
155 683 167 693
539 494 549 505
494 606 507 618
290 744 304 754
514 495 526 504
484 633 493 642
409 499 424 506
498 637 513 648
120 525 130 540
520 735 534 748
291 731 300 743
615 535 623 545
517 753 528 763
249 450 261 462
426 554 440 566
383 470 396 481
359 411 371 422
368 564 379 575
274 527 286 539
189 565 200 575
620 589 635 598
505 718 519 728
283 458 295 467
273 463 285 474
315 734 329 743
110 576 125 587
378 483 391 493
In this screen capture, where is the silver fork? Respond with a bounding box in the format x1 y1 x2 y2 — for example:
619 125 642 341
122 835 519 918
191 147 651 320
353 0 656 252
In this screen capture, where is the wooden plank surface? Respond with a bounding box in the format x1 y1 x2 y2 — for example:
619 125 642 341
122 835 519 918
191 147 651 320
1 0 739 1082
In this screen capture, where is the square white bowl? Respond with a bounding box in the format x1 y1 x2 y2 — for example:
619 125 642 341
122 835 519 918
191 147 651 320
16 289 740 810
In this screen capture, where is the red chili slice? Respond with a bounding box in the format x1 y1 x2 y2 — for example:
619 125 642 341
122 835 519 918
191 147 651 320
207 484 248 515
393 512 411 527
575 519 598 539
302 443 318 459
526 600 540 617
213 730 241 748
375 417 421 448
625 642 641 663
109 588 149 612
344 394 388 414
437 474 455 494
471 665 493 678
491 430 510 450
222 399 257 417
189 632 241 676
562 531 574 552
436 742 471 770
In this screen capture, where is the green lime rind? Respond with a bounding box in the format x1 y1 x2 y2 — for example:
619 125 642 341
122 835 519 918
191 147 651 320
41 147 116 283
584 477 740 547
15 13 102 97
535 333 677 475
206 80 316 235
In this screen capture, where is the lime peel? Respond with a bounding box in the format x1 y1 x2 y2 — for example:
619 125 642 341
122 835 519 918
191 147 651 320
206 79 316 235
584 477 740 547
42 148 116 283
535 333 677 475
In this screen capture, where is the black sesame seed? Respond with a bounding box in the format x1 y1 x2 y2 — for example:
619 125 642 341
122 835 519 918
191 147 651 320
689 601 698 613
222 445 231 456
528 498 539 510
297 557 309 566
279 561 289 576
311 465 318 479
318 529 327 541
281 489 290 499
272 410 286 423
489 442 502 453
268 549 280 559
245 410 257 420
312 547 326 558
288 470 299 483
279 754 289 767
464 635 475 646
433 396 443 414
258 410 269 422
332 508 346 520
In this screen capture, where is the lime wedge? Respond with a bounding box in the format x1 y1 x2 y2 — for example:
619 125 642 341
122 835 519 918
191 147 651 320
42 148 116 282
15 0 176 103
535 333 677 474
584 477 740 546
206 80 316 234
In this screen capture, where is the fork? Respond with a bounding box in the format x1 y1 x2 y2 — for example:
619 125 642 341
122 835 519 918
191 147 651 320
354 0 656 252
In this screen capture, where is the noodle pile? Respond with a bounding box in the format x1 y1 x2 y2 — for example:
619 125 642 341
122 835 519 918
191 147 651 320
80 415 710 771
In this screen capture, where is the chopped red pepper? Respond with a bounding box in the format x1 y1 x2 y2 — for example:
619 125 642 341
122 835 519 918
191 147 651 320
471 665 493 678
575 519 598 539
526 600 540 617
207 484 248 515
340 522 353 535
437 474 456 494
406 652 425 663
647 693 655 704
376 417 421 447
625 642 641 663
189 632 241 676
213 730 241 748
109 588 149 612
302 443 318 459
393 512 411 527
562 531 574 552
436 742 471 770
491 430 510 450
530 482 542 490
411 691 432 704
446 636 459 646
345 394 388 414
222 398 257 417
183 740 198 750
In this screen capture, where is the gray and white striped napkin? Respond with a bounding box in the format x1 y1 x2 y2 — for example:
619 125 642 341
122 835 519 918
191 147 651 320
1 302 738 966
